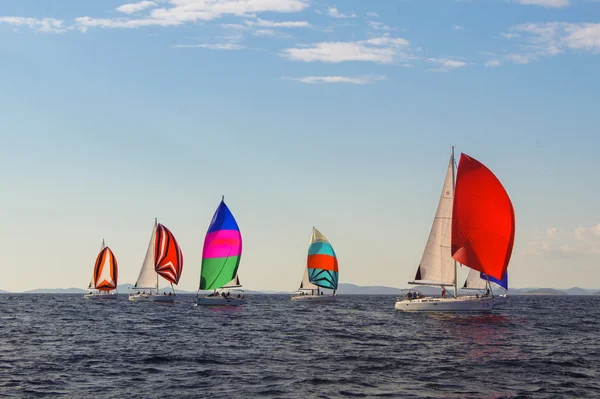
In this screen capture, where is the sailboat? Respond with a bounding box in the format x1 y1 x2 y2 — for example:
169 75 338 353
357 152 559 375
463 269 509 307
84 239 118 300
291 227 339 302
196 196 245 306
128 219 184 302
395 147 515 312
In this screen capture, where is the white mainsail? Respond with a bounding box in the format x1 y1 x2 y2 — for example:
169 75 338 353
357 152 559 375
299 268 318 290
222 275 242 288
134 220 159 290
88 239 106 289
411 156 455 286
463 268 488 290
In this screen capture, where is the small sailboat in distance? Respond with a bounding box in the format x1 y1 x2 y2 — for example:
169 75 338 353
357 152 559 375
196 196 245 306
128 219 184 303
395 147 515 312
291 227 339 302
84 239 118 300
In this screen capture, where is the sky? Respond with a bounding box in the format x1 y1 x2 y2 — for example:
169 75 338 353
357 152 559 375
1 0 599 292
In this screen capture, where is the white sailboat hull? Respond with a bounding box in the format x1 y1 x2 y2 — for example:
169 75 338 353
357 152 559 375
494 294 508 307
195 296 246 306
395 296 494 312
84 292 118 300
291 294 337 302
128 293 175 303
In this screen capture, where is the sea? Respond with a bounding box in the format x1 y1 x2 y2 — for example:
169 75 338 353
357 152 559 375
0 294 598 398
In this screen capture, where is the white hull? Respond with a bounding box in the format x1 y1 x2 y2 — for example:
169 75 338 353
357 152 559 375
84 293 118 300
195 296 246 306
128 294 175 303
395 296 494 312
291 294 337 302
494 294 508 307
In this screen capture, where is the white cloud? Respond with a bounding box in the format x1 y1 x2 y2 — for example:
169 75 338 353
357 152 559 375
485 59 501 67
117 1 157 14
0 17 66 33
283 75 386 84
525 224 600 256
74 16 181 32
245 18 311 28
426 57 467 72
220 23 248 30
173 43 247 50
505 22 600 64
280 35 411 64
452 25 464 31
368 21 393 31
327 7 357 19
366 12 379 18
516 0 570 8
500 32 521 39
150 0 310 23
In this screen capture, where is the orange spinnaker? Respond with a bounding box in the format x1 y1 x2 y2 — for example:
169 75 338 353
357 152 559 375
94 247 118 291
451 153 515 281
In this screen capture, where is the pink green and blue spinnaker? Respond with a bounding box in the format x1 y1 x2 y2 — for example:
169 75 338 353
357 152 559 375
200 199 242 290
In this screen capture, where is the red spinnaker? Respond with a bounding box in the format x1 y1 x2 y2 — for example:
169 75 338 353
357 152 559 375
154 223 184 285
451 153 515 281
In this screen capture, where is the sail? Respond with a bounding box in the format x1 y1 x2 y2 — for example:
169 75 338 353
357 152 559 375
463 269 509 291
487 272 508 290
307 228 339 290
134 220 159 289
200 198 242 290
411 157 455 286
93 246 118 291
451 153 516 281
154 223 184 285
222 275 242 288
299 268 318 290
89 239 106 289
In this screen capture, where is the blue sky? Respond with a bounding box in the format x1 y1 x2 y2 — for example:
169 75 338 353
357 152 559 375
1 0 599 292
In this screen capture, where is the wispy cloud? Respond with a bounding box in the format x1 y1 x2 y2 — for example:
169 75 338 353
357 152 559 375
368 21 394 31
452 25 464 31
117 1 157 14
485 59 501 67
281 35 411 64
283 75 386 84
504 22 600 64
525 224 600 257
327 7 357 19
245 18 311 28
0 17 66 33
516 0 570 8
172 43 248 50
426 57 468 72
74 16 181 32
366 12 379 18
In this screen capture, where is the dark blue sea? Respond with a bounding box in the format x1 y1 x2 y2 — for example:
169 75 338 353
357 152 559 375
0 294 599 398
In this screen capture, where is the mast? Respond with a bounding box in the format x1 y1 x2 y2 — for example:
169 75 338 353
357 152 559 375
155 218 159 292
451 145 458 298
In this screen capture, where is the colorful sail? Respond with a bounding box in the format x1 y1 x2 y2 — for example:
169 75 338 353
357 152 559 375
93 246 118 291
154 223 184 285
307 228 339 290
451 153 516 281
485 272 508 290
200 197 242 290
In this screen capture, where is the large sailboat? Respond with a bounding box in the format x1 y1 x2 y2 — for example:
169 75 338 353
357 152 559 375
291 227 339 302
395 147 515 312
128 219 184 303
196 197 245 306
84 239 118 300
